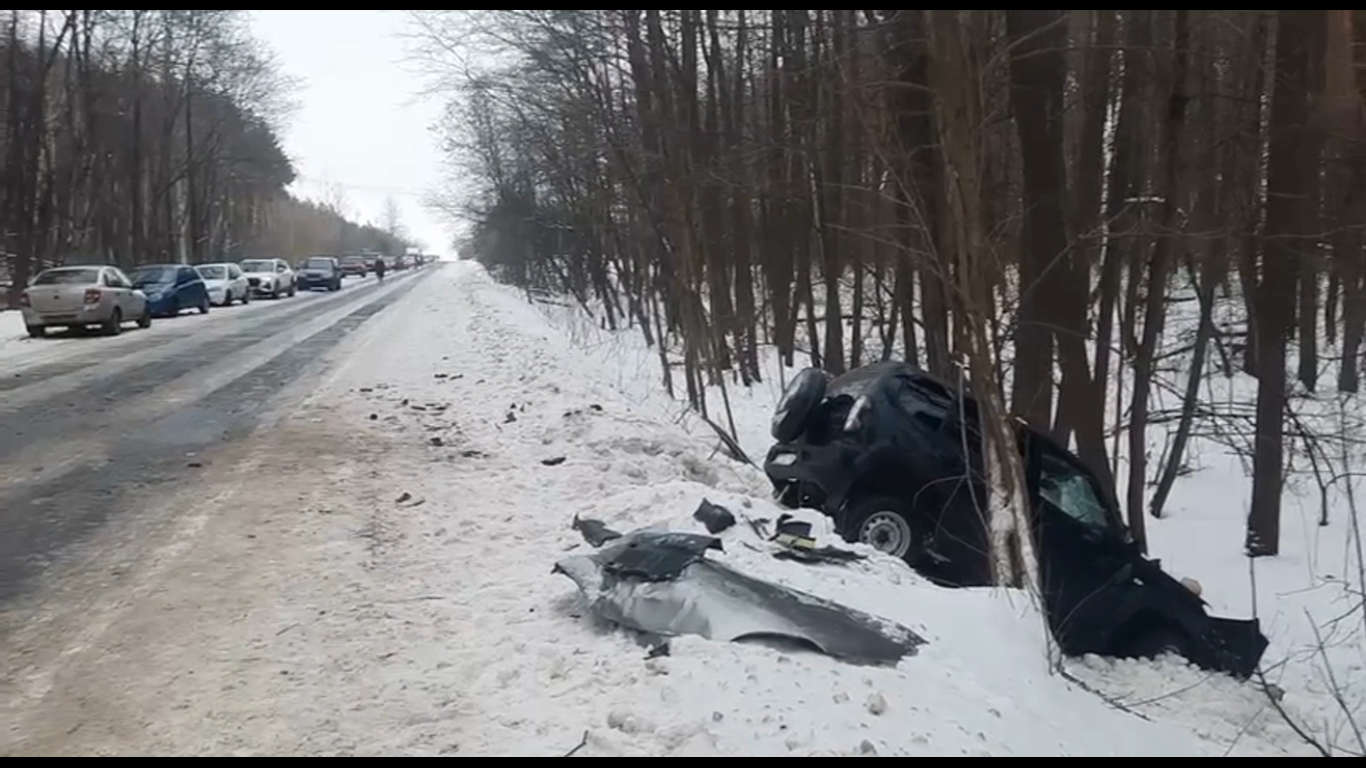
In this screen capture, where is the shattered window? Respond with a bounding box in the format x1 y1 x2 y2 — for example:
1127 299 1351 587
1038 452 1112 531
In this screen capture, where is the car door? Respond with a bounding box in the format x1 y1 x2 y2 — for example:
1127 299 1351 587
228 264 244 297
113 268 146 316
103 268 130 316
98 269 122 317
174 267 193 305
1022 430 1137 651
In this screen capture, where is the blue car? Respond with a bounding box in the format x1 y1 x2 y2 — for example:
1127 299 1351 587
131 264 212 318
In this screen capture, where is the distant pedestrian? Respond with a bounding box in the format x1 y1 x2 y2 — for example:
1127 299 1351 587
375 256 387 283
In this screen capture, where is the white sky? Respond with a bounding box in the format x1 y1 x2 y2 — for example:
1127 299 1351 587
250 10 458 257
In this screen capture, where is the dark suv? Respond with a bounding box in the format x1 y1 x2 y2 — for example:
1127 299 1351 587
296 256 343 292
763 361 1268 678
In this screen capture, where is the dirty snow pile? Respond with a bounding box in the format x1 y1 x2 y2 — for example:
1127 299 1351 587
332 261 1309 757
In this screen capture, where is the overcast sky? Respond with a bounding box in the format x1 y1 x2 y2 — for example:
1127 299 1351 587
250 10 458 257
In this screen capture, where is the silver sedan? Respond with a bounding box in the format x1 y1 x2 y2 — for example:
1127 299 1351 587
19 265 152 337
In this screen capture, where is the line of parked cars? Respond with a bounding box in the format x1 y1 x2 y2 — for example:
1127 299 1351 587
14 254 412 338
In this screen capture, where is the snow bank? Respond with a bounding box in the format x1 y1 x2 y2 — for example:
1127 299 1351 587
322 261 1316 756
520 268 1366 756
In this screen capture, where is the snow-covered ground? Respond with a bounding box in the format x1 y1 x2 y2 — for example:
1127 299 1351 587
2 261 1348 756
521 269 1366 756
298 262 1322 755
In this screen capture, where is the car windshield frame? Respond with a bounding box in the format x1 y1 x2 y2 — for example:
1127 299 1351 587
32 268 102 286
196 265 227 280
240 260 273 273
132 265 178 285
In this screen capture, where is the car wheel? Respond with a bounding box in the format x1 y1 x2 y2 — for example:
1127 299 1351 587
26 324 45 338
771 367 830 442
137 308 152 329
842 496 921 562
102 308 123 336
198 298 210 315
1118 626 1193 663
242 290 250 305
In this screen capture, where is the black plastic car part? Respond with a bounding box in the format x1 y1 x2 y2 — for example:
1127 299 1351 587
772 367 829 442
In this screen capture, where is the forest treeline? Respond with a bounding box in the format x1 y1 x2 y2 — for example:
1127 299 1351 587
0 9 408 303
411 10 1366 564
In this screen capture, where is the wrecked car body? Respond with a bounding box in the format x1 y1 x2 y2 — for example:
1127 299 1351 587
763 360 1269 680
554 524 926 666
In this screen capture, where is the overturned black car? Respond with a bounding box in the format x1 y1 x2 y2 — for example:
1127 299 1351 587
763 361 1269 679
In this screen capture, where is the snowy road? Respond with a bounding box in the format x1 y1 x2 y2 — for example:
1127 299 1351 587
0 269 428 604
0 261 1316 757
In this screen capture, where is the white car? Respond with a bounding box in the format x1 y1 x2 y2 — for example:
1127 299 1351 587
239 258 296 299
195 262 250 306
19 265 151 337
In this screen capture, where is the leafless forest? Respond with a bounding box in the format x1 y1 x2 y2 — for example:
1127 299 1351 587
411 10 1366 565
0 10 408 304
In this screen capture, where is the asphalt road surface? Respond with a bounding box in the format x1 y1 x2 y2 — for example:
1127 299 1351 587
0 267 429 606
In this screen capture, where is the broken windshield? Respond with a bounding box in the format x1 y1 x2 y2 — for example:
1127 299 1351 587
1037 451 1117 533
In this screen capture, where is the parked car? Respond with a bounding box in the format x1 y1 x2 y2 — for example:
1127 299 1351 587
19 265 151 337
763 361 1269 679
196 263 250 306
240 258 295 299
296 256 343 292
392 255 409 271
339 255 368 278
131 264 212 318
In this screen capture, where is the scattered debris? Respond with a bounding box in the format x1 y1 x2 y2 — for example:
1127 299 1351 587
765 513 866 566
542 456 567 467
430 437 445 447
693 499 737 534
396 492 412 504
555 526 926 666
571 515 622 547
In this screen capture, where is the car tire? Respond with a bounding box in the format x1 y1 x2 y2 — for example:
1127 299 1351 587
102 308 123 336
771 367 830 442
841 495 923 562
137 309 152 328
26 324 46 338
242 290 250 305
1118 626 1193 662
198 298 210 315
